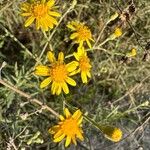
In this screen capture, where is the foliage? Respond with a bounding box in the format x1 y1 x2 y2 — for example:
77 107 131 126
0 0 150 149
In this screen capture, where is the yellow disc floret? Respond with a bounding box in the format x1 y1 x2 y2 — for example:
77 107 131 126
50 63 68 82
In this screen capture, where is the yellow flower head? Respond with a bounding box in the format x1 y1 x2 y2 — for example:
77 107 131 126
73 47 92 83
100 126 122 142
20 0 61 31
49 108 84 147
114 27 122 37
110 27 122 40
126 48 137 57
67 21 94 48
35 51 78 95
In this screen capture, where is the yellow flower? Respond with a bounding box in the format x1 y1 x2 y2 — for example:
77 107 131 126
49 108 84 147
100 126 122 142
35 51 78 95
126 48 137 57
20 0 61 31
114 27 122 37
73 47 92 83
109 27 122 40
67 21 94 48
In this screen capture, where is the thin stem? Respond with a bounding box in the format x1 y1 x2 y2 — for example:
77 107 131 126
98 38 110 47
0 79 59 118
94 21 109 47
114 74 150 104
1 25 38 61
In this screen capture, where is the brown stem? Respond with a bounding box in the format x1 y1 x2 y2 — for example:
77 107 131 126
0 79 59 118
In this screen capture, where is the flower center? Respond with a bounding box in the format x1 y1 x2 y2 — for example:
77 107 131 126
77 26 91 40
79 56 91 71
61 118 79 136
50 62 68 82
32 3 48 18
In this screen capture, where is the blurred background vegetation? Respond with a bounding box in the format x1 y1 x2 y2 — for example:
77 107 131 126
0 0 150 149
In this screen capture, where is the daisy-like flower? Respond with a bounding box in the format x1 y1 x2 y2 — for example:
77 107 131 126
20 0 61 31
35 51 78 95
49 108 84 147
100 126 122 142
73 46 92 83
67 21 94 48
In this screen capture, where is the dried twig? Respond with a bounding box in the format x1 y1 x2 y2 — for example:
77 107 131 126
0 79 59 118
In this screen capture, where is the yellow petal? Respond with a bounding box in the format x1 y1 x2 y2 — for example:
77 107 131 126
21 7 28 11
72 136 77 145
40 77 52 88
48 16 58 25
87 71 91 78
47 0 55 7
45 15 54 28
65 136 71 147
62 82 69 94
69 69 80 76
54 130 63 139
90 37 95 42
51 82 57 94
49 11 61 17
21 3 30 11
77 116 83 125
86 39 92 48
21 13 31 16
56 84 62 95
43 20 49 31
35 65 50 76
73 52 80 61
77 132 84 141
66 77 76 86
70 33 78 39
67 24 76 30
81 72 87 83
47 51 56 63
53 133 65 142
59 115 65 121
25 16 35 27
79 41 83 48
48 125 60 134
64 108 71 118
72 110 82 120
36 19 40 30
40 17 48 31
78 46 85 56
66 61 78 72
58 52 64 62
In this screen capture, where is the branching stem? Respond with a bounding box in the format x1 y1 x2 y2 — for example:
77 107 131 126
0 79 59 118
